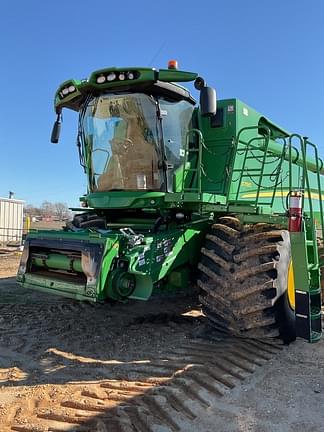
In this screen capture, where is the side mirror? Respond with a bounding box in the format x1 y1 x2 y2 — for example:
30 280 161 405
200 86 217 117
51 113 62 143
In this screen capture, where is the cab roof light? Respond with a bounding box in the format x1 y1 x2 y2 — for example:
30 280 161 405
97 75 106 84
107 72 116 81
168 60 178 70
59 84 77 99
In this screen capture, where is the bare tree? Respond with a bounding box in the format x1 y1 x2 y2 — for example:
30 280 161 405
25 204 41 217
25 201 71 221
54 202 70 221
41 201 56 218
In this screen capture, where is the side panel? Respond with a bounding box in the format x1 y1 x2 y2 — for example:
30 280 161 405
198 99 237 195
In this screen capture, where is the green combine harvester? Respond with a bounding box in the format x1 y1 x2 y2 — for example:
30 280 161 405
18 61 323 343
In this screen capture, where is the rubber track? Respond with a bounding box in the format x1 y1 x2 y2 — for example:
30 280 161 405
198 216 286 338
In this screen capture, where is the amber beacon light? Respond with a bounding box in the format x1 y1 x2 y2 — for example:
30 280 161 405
168 60 178 69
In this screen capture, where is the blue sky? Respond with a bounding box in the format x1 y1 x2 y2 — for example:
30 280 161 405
1 0 323 207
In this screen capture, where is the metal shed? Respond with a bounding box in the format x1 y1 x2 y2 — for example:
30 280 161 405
0 197 24 245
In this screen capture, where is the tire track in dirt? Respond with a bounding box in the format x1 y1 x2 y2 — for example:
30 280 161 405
0 265 284 431
6 327 282 432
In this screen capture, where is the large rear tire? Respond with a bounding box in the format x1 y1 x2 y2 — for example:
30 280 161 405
198 216 296 343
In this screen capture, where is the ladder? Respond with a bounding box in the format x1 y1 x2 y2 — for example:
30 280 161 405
289 135 323 342
181 129 204 195
291 218 322 342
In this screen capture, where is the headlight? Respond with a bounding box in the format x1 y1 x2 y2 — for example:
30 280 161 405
107 72 116 81
96 75 106 84
68 85 76 92
127 72 135 80
119 73 125 81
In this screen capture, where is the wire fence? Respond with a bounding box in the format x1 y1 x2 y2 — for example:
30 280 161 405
0 226 25 245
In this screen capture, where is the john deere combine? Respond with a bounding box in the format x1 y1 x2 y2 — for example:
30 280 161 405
18 62 323 343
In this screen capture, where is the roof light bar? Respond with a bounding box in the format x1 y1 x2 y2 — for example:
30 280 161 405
59 84 78 99
95 70 139 85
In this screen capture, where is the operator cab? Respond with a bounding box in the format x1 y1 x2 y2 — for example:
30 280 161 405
51 63 216 195
81 88 195 193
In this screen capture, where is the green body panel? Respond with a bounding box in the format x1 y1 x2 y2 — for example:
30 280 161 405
195 99 324 220
86 191 165 210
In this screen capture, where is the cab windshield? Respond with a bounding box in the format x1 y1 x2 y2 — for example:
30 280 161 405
81 92 194 192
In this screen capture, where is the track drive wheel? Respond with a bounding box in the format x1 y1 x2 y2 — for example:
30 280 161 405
198 216 296 343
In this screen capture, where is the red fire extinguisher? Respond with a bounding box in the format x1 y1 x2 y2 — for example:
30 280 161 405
288 190 303 232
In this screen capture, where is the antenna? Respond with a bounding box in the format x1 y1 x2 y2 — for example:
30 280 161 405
148 40 167 67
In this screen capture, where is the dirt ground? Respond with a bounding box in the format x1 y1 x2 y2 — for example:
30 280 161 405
30 221 64 231
0 254 323 432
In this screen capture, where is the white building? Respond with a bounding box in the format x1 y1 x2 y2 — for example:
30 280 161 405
0 197 24 245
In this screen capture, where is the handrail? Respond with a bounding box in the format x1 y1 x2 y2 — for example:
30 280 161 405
182 128 204 194
288 134 323 254
233 129 324 243
233 126 272 204
304 139 324 242
235 136 266 201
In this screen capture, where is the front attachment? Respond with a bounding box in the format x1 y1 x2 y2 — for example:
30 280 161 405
17 236 109 301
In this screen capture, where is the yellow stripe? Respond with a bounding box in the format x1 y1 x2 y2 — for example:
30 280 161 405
287 261 295 310
241 191 324 200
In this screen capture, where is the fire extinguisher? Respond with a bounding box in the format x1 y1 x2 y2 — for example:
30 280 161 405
288 190 303 232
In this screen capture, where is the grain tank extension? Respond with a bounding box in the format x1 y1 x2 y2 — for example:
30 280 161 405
18 62 323 343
